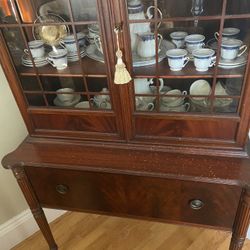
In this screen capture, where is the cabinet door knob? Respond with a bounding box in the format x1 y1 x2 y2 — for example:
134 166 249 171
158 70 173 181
56 184 69 195
190 199 204 210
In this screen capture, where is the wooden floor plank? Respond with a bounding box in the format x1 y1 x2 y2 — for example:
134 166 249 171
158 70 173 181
12 212 250 250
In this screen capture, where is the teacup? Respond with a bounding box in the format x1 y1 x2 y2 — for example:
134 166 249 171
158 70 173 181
221 39 247 60
185 34 205 54
60 35 78 53
166 49 190 71
214 27 240 40
170 31 188 49
136 96 155 111
161 89 187 107
190 79 211 101
160 102 190 112
46 49 68 70
94 36 103 54
56 88 74 103
137 33 163 58
24 40 45 58
192 48 216 72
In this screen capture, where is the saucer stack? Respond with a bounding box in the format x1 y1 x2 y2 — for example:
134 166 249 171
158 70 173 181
21 54 48 67
67 48 86 62
218 54 247 69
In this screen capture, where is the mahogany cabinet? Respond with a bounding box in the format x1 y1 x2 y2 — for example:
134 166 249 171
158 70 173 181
1 0 250 249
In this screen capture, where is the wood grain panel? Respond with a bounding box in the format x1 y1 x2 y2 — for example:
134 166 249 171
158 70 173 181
30 113 117 134
25 167 241 229
135 117 238 140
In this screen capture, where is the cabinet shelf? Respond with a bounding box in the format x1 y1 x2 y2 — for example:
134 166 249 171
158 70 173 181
18 57 107 77
133 61 245 79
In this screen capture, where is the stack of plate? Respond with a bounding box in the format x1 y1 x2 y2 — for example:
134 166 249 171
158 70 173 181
21 54 48 67
67 47 86 62
218 54 247 69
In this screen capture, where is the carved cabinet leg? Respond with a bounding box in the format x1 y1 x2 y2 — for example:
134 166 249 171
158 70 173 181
12 166 58 250
230 188 250 250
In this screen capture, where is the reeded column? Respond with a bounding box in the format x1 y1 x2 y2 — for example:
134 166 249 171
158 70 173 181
230 187 250 250
12 166 58 250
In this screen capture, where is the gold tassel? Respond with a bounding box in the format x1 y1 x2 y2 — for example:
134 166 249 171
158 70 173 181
114 27 132 85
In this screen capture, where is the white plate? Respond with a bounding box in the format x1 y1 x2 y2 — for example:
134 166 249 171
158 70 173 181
219 54 247 66
54 94 81 107
86 40 175 67
218 63 246 69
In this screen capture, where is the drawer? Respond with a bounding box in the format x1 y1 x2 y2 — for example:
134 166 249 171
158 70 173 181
25 166 241 229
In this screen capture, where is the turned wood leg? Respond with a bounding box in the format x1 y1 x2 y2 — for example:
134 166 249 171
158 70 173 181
230 187 250 250
12 166 58 250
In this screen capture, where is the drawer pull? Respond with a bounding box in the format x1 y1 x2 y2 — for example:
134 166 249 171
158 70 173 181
190 199 204 210
56 184 69 195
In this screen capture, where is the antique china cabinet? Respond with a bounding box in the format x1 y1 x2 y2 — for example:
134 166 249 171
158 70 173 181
1 0 250 249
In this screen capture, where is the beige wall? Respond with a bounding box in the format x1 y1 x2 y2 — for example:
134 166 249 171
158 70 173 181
0 65 28 224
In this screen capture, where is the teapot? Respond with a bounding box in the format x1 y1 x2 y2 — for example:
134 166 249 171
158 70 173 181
134 78 164 94
128 1 162 52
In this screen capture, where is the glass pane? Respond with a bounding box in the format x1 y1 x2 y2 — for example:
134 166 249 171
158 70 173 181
1 27 25 69
87 78 111 110
13 0 71 23
223 78 244 96
158 0 223 18
25 93 45 106
41 77 85 92
135 95 156 112
217 19 250 89
86 77 109 93
214 98 239 113
19 25 87 76
127 0 155 21
46 93 88 108
70 0 98 22
226 0 250 15
162 78 212 113
0 0 18 23
20 76 41 91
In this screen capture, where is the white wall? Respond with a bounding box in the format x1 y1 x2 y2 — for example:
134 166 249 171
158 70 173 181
0 65 28 224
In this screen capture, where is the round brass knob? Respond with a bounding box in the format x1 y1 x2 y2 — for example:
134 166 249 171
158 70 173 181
56 184 69 195
190 199 204 210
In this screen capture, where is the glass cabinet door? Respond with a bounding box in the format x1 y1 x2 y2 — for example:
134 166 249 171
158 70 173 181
0 0 123 140
125 0 250 144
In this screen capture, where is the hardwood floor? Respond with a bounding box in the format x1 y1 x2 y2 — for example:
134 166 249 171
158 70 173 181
13 212 250 250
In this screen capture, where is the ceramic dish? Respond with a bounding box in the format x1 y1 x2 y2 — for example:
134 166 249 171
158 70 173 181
33 14 69 46
54 94 81 107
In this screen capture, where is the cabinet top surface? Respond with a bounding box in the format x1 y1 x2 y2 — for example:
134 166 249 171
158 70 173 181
2 137 250 187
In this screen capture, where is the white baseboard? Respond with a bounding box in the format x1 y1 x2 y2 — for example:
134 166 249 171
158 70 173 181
0 208 66 250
